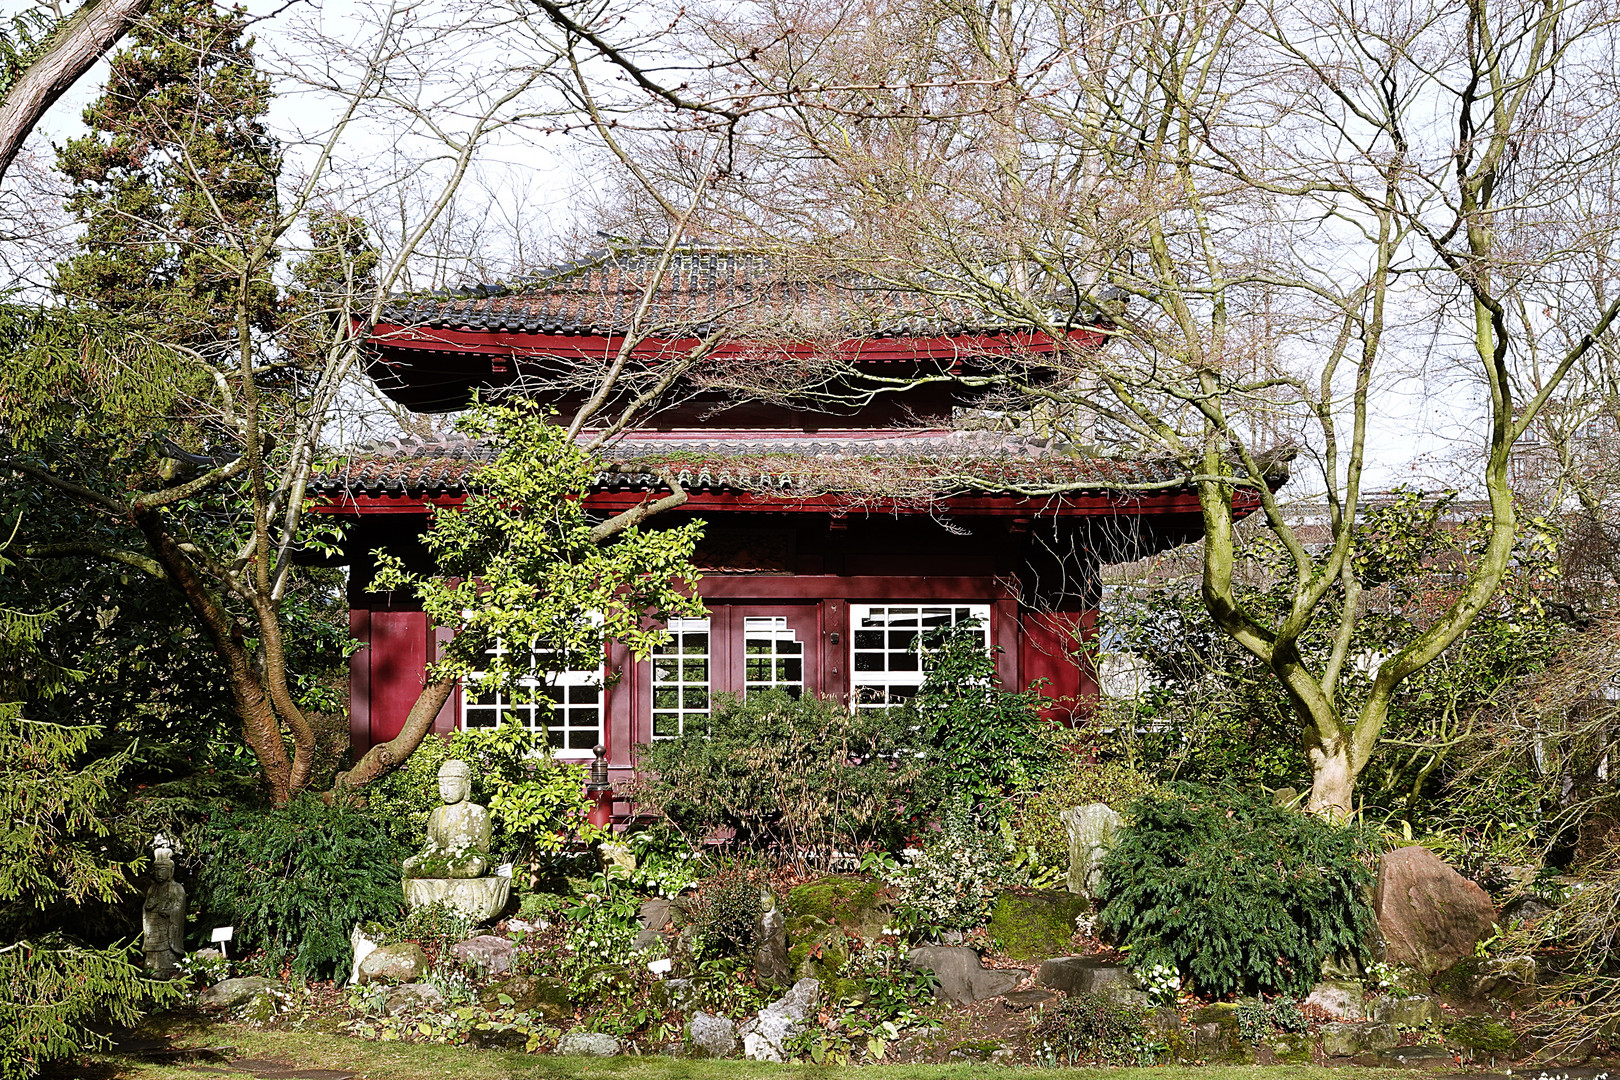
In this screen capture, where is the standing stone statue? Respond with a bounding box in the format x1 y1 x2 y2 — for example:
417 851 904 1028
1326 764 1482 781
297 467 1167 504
142 842 187 977
402 759 510 920
1061 803 1123 900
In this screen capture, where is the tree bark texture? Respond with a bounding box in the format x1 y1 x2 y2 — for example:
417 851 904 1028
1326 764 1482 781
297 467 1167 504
0 0 153 182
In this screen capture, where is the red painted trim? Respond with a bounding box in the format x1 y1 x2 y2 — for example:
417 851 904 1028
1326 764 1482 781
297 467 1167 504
313 488 1247 518
366 323 1104 366
697 575 1016 601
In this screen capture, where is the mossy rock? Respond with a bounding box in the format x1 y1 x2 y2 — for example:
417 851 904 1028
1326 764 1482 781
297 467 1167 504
986 890 1089 961
1429 956 1481 1001
1261 1032 1312 1064
788 931 850 982
785 877 887 938
1446 1015 1516 1052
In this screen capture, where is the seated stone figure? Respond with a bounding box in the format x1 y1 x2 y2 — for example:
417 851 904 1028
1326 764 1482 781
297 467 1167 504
401 759 511 921
404 759 492 879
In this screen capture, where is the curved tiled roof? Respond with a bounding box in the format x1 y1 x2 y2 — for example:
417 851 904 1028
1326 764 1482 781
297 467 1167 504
308 429 1259 503
376 247 1098 340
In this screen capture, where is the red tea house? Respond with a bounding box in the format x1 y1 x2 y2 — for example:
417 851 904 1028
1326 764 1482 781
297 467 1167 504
313 249 1275 782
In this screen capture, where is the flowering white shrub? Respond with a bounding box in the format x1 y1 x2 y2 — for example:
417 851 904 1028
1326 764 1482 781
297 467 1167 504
886 804 1026 934
1134 961 1181 1006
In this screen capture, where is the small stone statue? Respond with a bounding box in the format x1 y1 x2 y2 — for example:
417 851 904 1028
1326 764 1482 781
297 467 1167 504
142 842 187 977
404 759 492 879
402 759 511 921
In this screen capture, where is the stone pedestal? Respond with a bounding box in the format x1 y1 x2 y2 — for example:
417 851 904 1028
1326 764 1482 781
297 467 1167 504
404 874 511 922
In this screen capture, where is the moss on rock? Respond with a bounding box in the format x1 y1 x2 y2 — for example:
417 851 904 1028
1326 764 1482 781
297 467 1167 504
1446 1016 1516 1052
986 890 1089 961
785 877 887 937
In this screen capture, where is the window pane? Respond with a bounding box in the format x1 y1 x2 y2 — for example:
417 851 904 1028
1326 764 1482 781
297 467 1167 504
854 652 884 672
654 688 678 709
682 659 708 682
854 630 884 649
683 633 708 655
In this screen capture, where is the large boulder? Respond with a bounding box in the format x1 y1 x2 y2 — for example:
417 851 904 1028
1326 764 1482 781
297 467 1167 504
687 1012 739 1058
1304 980 1365 1020
198 976 278 1009
556 1029 622 1056
1374 846 1497 975
480 974 571 1021
1036 956 1136 997
451 934 515 976
986 890 1088 961
1319 1021 1399 1058
1372 993 1441 1028
384 982 445 1015
1061 803 1122 898
785 877 889 939
357 942 430 985
906 946 1022 1005
739 978 820 1062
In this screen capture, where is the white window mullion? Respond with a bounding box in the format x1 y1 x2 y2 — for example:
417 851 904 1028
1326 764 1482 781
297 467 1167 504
849 604 991 711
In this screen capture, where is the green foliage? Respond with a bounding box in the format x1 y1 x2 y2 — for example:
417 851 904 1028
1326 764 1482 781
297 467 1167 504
370 900 472 959
0 585 179 1077
886 802 1026 935
55 0 281 342
363 720 599 861
1235 996 1306 1042
1096 784 1373 997
373 399 706 713
1104 487 1565 832
0 8 54 98
686 868 763 959
634 690 928 870
898 623 1061 806
1031 992 1159 1067
1014 756 1159 868
198 794 405 979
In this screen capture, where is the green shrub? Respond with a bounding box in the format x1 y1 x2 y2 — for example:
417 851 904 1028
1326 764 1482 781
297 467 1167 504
362 720 596 861
887 802 1026 934
1031 992 1158 1066
898 624 1062 806
1096 783 1373 998
686 867 764 958
198 794 405 979
369 900 472 959
633 691 927 870
1014 756 1159 868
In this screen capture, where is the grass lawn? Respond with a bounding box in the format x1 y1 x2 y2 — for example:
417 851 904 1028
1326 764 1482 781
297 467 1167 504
78 1020 1423 1080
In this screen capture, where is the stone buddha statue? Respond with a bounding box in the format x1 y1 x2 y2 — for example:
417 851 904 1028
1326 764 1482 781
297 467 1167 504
404 759 493 879
142 842 187 977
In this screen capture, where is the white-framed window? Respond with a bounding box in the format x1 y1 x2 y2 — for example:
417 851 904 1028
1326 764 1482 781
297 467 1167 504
651 617 710 738
850 604 992 711
743 616 805 698
461 644 605 758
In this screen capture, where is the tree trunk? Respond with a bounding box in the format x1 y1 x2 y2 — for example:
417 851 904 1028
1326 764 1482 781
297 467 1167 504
132 509 295 802
0 0 153 182
329 675 458 792
1305 742 1355 820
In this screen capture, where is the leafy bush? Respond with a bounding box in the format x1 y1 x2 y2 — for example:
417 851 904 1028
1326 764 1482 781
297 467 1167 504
633 691 927 870
886 802 1026 934
1096 784 1373 997
362 719 598 861
1235 996 1306 1041
370 900 473 960
686 868 764 959
1031 992 1159 1066
1014 756 1159 868
898 624 1062 806
198 794 405 979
